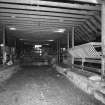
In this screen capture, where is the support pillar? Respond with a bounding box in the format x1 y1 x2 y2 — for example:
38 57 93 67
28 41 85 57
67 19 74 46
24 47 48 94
67 31 70 50
82 58 85 71
59 40 61 63
57 40 60 64
101 1 105 80
2 24 6 65
72 27 75 68
57 40 58 64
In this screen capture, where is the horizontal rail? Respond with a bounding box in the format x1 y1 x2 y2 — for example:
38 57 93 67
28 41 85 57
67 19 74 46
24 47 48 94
75 58 101 64
73 64 101 74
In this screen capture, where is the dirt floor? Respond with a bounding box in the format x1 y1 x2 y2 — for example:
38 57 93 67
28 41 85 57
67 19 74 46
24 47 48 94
0 65 104 105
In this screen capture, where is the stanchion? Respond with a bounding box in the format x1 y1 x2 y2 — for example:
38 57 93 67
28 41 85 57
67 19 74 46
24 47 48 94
101 1 105 80
72 27 75 68
2 24 6 65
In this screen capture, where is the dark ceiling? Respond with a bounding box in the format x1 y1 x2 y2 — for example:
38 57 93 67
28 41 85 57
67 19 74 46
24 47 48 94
0 0 101 46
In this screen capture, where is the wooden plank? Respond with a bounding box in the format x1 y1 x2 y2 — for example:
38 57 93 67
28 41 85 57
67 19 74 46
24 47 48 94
85 20 97 32
89 16 101 30
0 0 101 10
73 0 101 4
0 20 81 27
81 24 94 40
75 27 86 41
0 13 86 21
75 58 101 64
78 25 90 41
0 16 60 22
0 10 90 19
0 3 96 15
0 16 85 23
74 30 81 41
82 23 92 32
7 26 67 31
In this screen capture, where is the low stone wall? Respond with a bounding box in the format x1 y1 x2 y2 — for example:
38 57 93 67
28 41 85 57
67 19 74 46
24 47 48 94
56 66 105 104
0 65 20 83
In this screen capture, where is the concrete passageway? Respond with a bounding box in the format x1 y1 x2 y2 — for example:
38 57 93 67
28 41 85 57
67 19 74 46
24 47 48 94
0 65 104 105
0 1 105 105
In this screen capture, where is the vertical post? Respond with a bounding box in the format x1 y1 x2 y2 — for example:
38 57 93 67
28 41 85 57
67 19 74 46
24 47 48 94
2 24 6 65
23 41 24 55
57 40 59 64
57 40 60 64
67 31 70 50
101 1 105 80
14 38 17 61
58 40 60 63
72 26 75 68
82 58 85 71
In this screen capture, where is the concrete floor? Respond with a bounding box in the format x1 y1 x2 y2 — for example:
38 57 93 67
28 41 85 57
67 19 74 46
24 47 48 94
0 65 104 105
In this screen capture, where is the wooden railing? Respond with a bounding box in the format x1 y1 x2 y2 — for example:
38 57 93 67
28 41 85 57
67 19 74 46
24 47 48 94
68 42 102 74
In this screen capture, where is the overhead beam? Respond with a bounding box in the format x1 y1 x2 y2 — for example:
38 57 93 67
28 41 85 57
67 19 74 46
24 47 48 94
82 20 96 33
0 13 87 21
0 4 97 16
0 0 101 11
78 25 91 41
76 26 88 41
85 19 97 32
94 14 101 24
0 20 81 27
81 24 95 40
7 27 69 31
82 23 92 32
74 29 82 41
0 16 86 23
73 0 102 4
75 26 86 41
89 17 101 30
0 11 90 19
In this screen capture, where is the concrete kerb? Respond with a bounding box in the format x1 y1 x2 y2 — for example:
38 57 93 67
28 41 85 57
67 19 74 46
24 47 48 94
0 65 20 83
55 65 105 104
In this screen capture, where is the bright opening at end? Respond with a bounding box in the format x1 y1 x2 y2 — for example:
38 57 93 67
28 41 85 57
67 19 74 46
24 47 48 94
9 27 16 30
54 29 65 33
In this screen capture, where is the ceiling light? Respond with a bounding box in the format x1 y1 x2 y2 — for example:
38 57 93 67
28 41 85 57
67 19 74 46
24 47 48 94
20 39 29 41
43 44 49 45
48 40 54 42
9 27 16 30
54 29 65 33
0 44 4 47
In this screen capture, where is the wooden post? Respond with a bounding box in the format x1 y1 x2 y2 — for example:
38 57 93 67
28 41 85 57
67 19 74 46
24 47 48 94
2 24 6 65
72 27 75 68
67 31 70 50
58 40 61 63
57 40 59 64
57 40 60 64
101 1 105 80
82 58 85 71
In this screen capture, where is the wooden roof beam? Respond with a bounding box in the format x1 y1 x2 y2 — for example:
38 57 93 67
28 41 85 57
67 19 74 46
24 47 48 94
0 21 80 28
0 0 101 11
0 16 86 23
85 20 97 32
74 28 83 41
89 16 101 30
73 0 102 4
0 13 87 21
0 11 90 19
78 25 91 41
0 3 97 15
